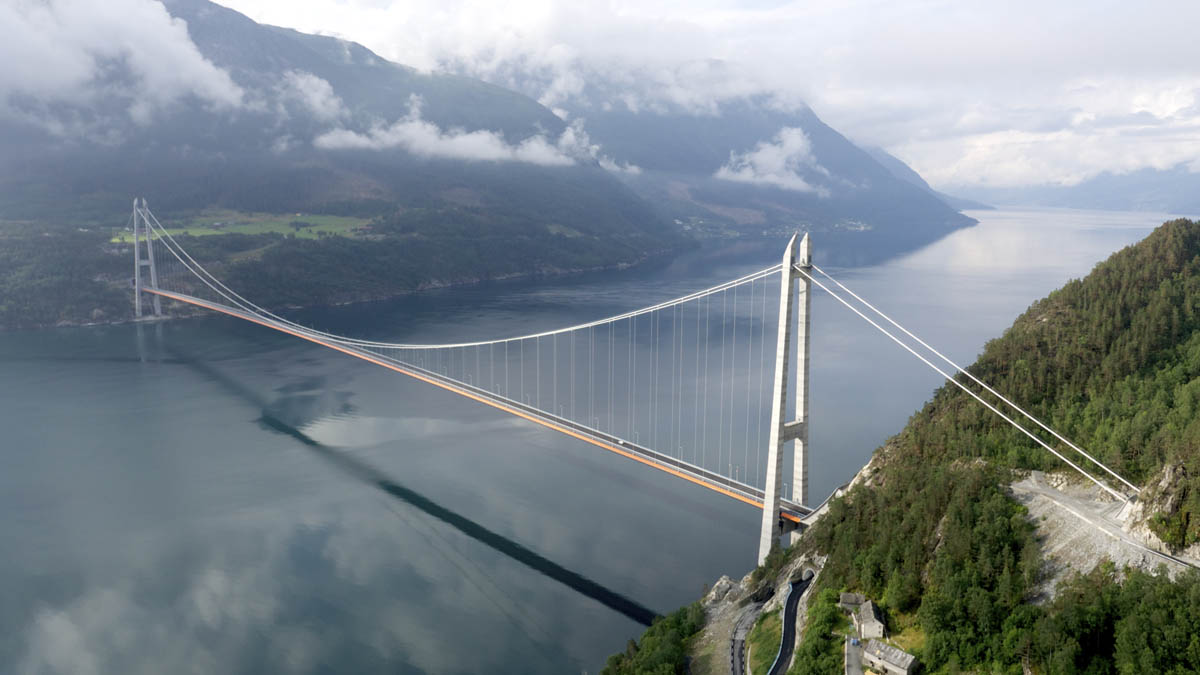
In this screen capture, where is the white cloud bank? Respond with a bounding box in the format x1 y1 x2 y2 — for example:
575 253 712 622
0 0 243 131
218 0 1200 189
715 127 829 196
277 70 346 122
315 96 639 171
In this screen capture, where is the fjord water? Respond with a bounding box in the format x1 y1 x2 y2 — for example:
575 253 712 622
0 208 1180 673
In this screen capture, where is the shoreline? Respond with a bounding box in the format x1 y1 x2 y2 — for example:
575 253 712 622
8 247 677 335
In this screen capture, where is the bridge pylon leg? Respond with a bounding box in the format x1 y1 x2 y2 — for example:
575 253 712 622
132 197 162 318
758 233 812 565
789 235 812 546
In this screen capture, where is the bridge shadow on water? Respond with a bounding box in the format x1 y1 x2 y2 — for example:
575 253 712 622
166 345 660 628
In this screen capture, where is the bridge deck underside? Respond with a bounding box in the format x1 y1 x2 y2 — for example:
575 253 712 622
145 287 813 524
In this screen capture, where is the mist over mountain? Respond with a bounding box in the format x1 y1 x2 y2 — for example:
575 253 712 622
862 146 992 212
1 0 975 266
477 68 978 259
949 162 1200 215
0 0 660 237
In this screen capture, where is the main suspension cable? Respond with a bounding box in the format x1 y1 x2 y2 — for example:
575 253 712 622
793 264 1130 502
145 202 781 351
810 263 1139 494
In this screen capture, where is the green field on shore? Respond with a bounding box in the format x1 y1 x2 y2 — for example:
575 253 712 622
111 209 372 242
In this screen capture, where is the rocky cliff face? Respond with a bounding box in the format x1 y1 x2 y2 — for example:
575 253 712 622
1127 463 1200 559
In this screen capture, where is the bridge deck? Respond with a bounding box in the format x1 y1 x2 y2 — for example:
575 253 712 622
145 287 812 524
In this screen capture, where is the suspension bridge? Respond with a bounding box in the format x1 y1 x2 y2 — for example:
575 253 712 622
127 198 1140 565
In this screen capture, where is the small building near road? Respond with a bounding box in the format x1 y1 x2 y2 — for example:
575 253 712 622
839 592 865 610
854 600 885 639
863 639 915 675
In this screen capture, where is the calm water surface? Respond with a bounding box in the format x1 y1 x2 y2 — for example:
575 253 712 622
0 207 1184 673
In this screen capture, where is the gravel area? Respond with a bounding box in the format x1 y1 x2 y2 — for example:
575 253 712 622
1010 471 1197 599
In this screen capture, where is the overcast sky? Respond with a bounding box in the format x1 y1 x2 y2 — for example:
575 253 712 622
4 0 1196 189
207 0 1200 190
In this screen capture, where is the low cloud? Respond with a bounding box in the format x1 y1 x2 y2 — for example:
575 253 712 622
0 0 244 133
277 70 346 122
218 0 1200 189
315 97 639 172
314 98 572 165
715 127 829 196
557 118 642 173
599 157 642 175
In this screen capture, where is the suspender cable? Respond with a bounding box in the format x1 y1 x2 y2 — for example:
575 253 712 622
724 281 734 475
757 275 768 487
609 322 614 434
589 327 594 427
672 305 678 458
703 294 710 472
719 289 727 476
652 309 659 452
629 316 635 441
695 296 702 466
148 199 780 350
739 278 748 482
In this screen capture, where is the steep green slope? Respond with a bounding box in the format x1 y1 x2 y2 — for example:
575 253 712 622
899 218 1200 543
604 218 1200 674
600 603 705 675
800 218 1200 672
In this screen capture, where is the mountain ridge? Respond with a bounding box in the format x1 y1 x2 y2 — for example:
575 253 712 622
862 145 993 212
0 0 978 330
947 162 1200 215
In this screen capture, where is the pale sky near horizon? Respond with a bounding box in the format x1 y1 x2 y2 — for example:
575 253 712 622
210 0 1200 190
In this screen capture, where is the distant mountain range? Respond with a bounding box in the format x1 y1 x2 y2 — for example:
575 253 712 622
0 0 981 264
1 0 663 241
861 147 993 212
948 163 1200 215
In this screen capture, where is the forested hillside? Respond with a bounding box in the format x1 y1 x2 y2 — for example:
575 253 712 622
605 218 1200 674
800 217 1200 672
0 225 129 329
0 192 685 330
896 218 1200 544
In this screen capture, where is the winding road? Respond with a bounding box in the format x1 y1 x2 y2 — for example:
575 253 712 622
767 573 813 675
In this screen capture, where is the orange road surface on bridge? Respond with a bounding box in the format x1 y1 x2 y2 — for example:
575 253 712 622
144 287 803 524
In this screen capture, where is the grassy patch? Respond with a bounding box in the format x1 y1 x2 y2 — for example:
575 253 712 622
110 209 371 242
788 588 845 675
688 636 719 675
747 609 783 675
886 611 926 655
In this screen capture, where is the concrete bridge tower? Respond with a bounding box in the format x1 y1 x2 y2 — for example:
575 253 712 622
758 232 812 565
132 198 162 318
